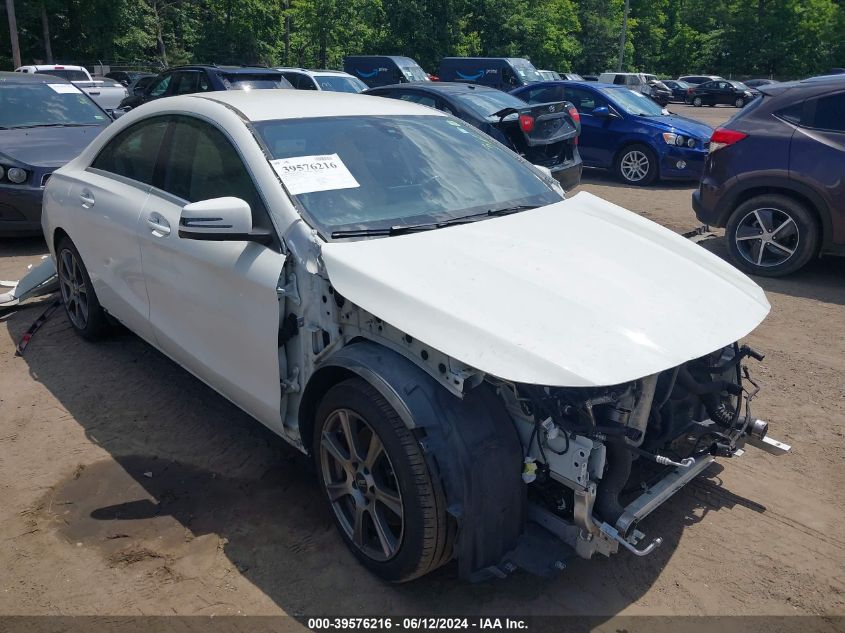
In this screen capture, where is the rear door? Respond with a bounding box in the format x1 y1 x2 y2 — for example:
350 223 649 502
69 117 170 342
790 90 845 245
136 115 286 431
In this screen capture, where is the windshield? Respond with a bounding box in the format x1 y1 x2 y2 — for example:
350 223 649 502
316 75 368 93
601 87 664 116
512 61 542 83
254 115 561 237
35 69 89 82
0 82 108 128
222 74 292 90
458 90 528 118
730 81 751 91
401 65 429 82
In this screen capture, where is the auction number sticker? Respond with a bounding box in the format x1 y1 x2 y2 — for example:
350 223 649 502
47 83 82 94
270 153 360 195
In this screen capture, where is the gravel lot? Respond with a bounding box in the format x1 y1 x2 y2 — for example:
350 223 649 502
1 104 843 622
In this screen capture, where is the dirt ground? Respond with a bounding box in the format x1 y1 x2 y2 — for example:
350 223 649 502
0 104 843 623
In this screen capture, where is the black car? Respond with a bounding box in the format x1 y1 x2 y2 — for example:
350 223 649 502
647 80 672 106
662 79 693 103
117 65 293 112
690 79 756 108
678 74 723 85
0 72 111 235
127 74 156 96
365 82 582 190
693 74 845 276
105 70 154 87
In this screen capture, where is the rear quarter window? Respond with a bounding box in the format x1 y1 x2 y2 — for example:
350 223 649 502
809 92 845 132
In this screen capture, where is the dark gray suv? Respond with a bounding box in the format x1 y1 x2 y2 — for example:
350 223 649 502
693 74 845 276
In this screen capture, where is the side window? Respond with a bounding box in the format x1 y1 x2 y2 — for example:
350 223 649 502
197 72 212 92
158 117 270 228
170 71 200 96
810 93 845 132
627 76 641 86
775 102 804 125
613 75 626 85
148 73 172 97
700 81 714 90
90 117 169 185
398 92 437 108
563 87 602 114
524 86 561 104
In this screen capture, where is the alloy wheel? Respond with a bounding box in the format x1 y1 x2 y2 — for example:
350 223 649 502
693 96 702 106
58 248 89 330
735 97 745 107
620 150 650 183
734 207 799 267
320 408 404 562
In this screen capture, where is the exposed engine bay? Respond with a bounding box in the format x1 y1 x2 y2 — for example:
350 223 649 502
492 343 788 561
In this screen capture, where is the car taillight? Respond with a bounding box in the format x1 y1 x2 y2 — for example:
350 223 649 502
709 127 748 152
567 106 580 124
519 114 535 133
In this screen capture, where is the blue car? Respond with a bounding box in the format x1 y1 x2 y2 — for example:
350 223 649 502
511 81 713 185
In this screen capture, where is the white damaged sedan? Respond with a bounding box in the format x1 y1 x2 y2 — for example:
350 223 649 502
42 91 787 582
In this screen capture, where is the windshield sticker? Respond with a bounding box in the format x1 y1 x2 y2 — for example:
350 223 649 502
47 83 81 94
270 153 360 195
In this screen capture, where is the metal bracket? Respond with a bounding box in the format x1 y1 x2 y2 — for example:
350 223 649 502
282 366 300 393
599 522 662 557
746 434 791 455
276 272 301 306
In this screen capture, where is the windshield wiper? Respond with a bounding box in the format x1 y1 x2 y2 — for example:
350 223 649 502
330 205 540 239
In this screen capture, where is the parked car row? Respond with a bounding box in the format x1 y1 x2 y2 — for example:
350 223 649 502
14 64 129 112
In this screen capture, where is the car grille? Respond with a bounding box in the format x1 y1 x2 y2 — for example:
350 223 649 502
41 173 52 187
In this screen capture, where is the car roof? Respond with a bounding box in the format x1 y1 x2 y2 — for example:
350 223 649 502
276 67 355 77
514 80 617 90
1 70 71 84
194 90 444 121
169 65 283 75
758 73 845 96
368 81 501 95
19 64 86 71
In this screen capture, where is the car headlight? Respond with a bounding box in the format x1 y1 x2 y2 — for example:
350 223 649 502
6 167 27 184
662 132 685 145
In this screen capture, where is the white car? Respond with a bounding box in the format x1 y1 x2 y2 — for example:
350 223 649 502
15 65 129 111
42 91 785 582
276 68 368 93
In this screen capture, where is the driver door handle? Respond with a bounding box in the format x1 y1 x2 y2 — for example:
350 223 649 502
145 212 171 237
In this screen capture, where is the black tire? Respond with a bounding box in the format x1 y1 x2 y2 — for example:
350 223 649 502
56 237 108 339
314 378 450 582
734 97 745 108
725 194 819 277
692 96 703 107
614 144 658 186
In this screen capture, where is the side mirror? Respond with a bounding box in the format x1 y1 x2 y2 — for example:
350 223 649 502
178 197 273 245
592 105 612 117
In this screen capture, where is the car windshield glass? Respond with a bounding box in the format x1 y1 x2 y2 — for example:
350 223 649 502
512 62 542 83
222 74 290 90
35 69 89 82
316 75 367 93
401 65 429 82
254 115 561 237
0 82 107 128
730 81 750 90
601 87 664 116
458 90 528 117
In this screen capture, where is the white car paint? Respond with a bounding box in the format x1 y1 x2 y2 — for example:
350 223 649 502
322 191 770 387
16 64 129 110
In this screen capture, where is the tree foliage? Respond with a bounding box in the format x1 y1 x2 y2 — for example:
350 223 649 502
3 0 843 77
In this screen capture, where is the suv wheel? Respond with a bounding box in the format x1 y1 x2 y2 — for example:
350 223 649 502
734 97 745 108
56 237 107 339
692 96 703 107
314 378 450 582
725 195 819 277
615 144 658 185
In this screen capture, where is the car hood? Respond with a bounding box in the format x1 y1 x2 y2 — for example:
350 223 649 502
641 114 712 139
0 125 107 168
321 192 770 387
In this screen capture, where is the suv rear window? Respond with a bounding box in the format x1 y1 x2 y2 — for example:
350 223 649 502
774 101 803 124
811 93 845 132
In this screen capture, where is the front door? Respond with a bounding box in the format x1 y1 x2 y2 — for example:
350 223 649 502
563 86 620 167
137 115 286 431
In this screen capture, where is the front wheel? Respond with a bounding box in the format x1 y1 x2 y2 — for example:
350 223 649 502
725 195 819 277
734 97 746 108
56 237 107 339
615 144 658 186
314 378 450 582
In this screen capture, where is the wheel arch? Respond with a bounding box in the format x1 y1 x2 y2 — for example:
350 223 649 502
52 227 71 255
300 339 526 579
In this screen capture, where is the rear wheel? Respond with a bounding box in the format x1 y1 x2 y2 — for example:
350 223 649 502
725 195 819 277
615 144 658 186
56 237 107 339
314 378 450 582
692 96 703 107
